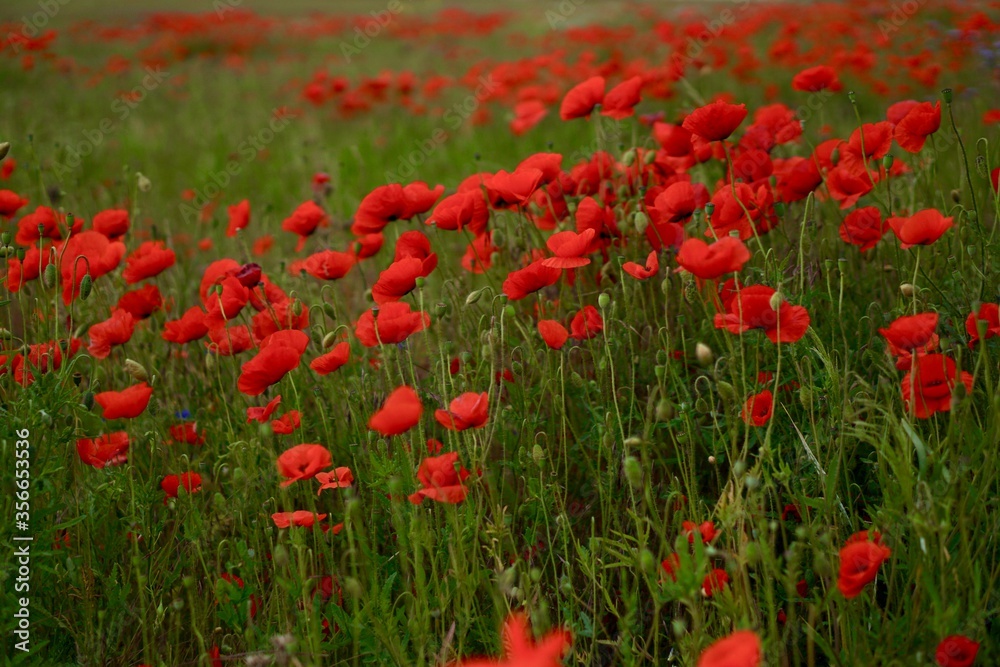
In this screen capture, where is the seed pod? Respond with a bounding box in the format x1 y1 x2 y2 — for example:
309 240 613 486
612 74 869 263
0 231 11 245
941 88 953 104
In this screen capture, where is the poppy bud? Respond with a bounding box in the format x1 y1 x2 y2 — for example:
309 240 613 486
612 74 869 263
43 263 57 288
137 172 152 192
232 467 246 486
124 358 149 382
414 276 425 290
799 385 813 410
672 619 687 638
639 548 656 573
695 343 713 367
532 444 545 466
717 381 736 405
82 391 94 411
322 331 337 348
966 209 977 222
623 456 644 490
950 189 961 203
598 293 610 309
272 544 289 568
570 372 585 388
654 365 665 381
490 229 506 247
708 455 716 464
882 154 894 170
465 287 486 306
0 247 10 258
941 88 952 104
655 399 675 421
621 148 637 166
503 304 515 318
0 328 10 340
213 493 227 512
632 211 649 235
769 291 784 311
322 303 336 320
695 397 710 413
774 201 786 218
900 283 915 297
290 299 303 317
0 142 9 161
663 278 672 296
79 274 93 300
205 353 216 371
0 231 11 245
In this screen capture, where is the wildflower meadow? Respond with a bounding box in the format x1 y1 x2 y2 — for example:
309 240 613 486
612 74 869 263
1 0 999 665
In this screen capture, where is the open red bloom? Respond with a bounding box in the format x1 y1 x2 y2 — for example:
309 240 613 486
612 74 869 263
277 443 332 487
622 250 659 280
893 101 940 153
352 182 444 235
0 189 28 219
839 206 887 251
226 199 250 237
116 284 163 320
428 190 489 235
435 392 489 431
879 312 938 351
301 249 356 281
354 302 430 347
702 568 730 597
697 630 761 667
369 385 423 436
682 520 718 544
311 341 350 375
542 228 595 268
408 451 470 504
502 260 561 300
483 168 544 209
742 390 774 426
559 76 605 120
92 209 129 239
837 531 891 598
966 303 1000 345
935 635 980 667
161 473 202 500
714 285 810 343
372 257 425 304
538 319 569 350
94 382 153 420
791 65 840 92
169 423 205 445
271 511 327 529
316 467 354 494
282 201 328 252
448 612 571 667
87 310 136 359
888 209 953 248
237 331 308 396
122 241 176 284
676 237 751 279
59 230 126 304
682 100 748 142
601 76 642 119
570 305 603 340
271 411 301 435
901 353 973 419
247 395 282 423
708 182 778 240
76 432 129 468
650 181 709 225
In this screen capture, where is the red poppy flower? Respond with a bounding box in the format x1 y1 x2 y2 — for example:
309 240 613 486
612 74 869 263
161 472 202 500
226 199 250 237
428 190 490 235
271 511 327 529
316 467 354 494
122 241 176 284
300 249 356 281
559 76 605 120
708 182 778 240
839 206 887 251
682 520 718 544
538 319 569 350
966 303 1000 345
935 635 980 667
570 305 603 340
92 209 129 239
87 310 136 359
542 228 595 268
218 573 260 620
837 531 891 598
676 237 751 279
277 443 332 487
247 395 282 423
207 324 253 356
517 153 563 184
742 390 774 426
448 612 571 667
0 189 28 219
311 341 350 375
237 331 308 396
887 209 954 248
117 284 163 320
879 312 938 351
394 230 437 275
843 121 894 165
511 99 549 135
893 101 940 153
94 382 153 420
502 260 561 300
282 201 328 252
714 285 810 343
773 156 823 202
660 553 682 581
601 76 642 119
271 411 301 435
76 432 129 468
901 353 973 419
169 423 205 445
825 165 874 209
368 385 423 436
354 302 430 347
16 206 82 245
682 100 748 142
791 65 840 92
483 168 544 209
59 230 126 304
696 630 761 667
408 451 470 504
435 392 489 431
702 568 730 597
622 251 659 280
352 182 444 235
372 257 425 304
